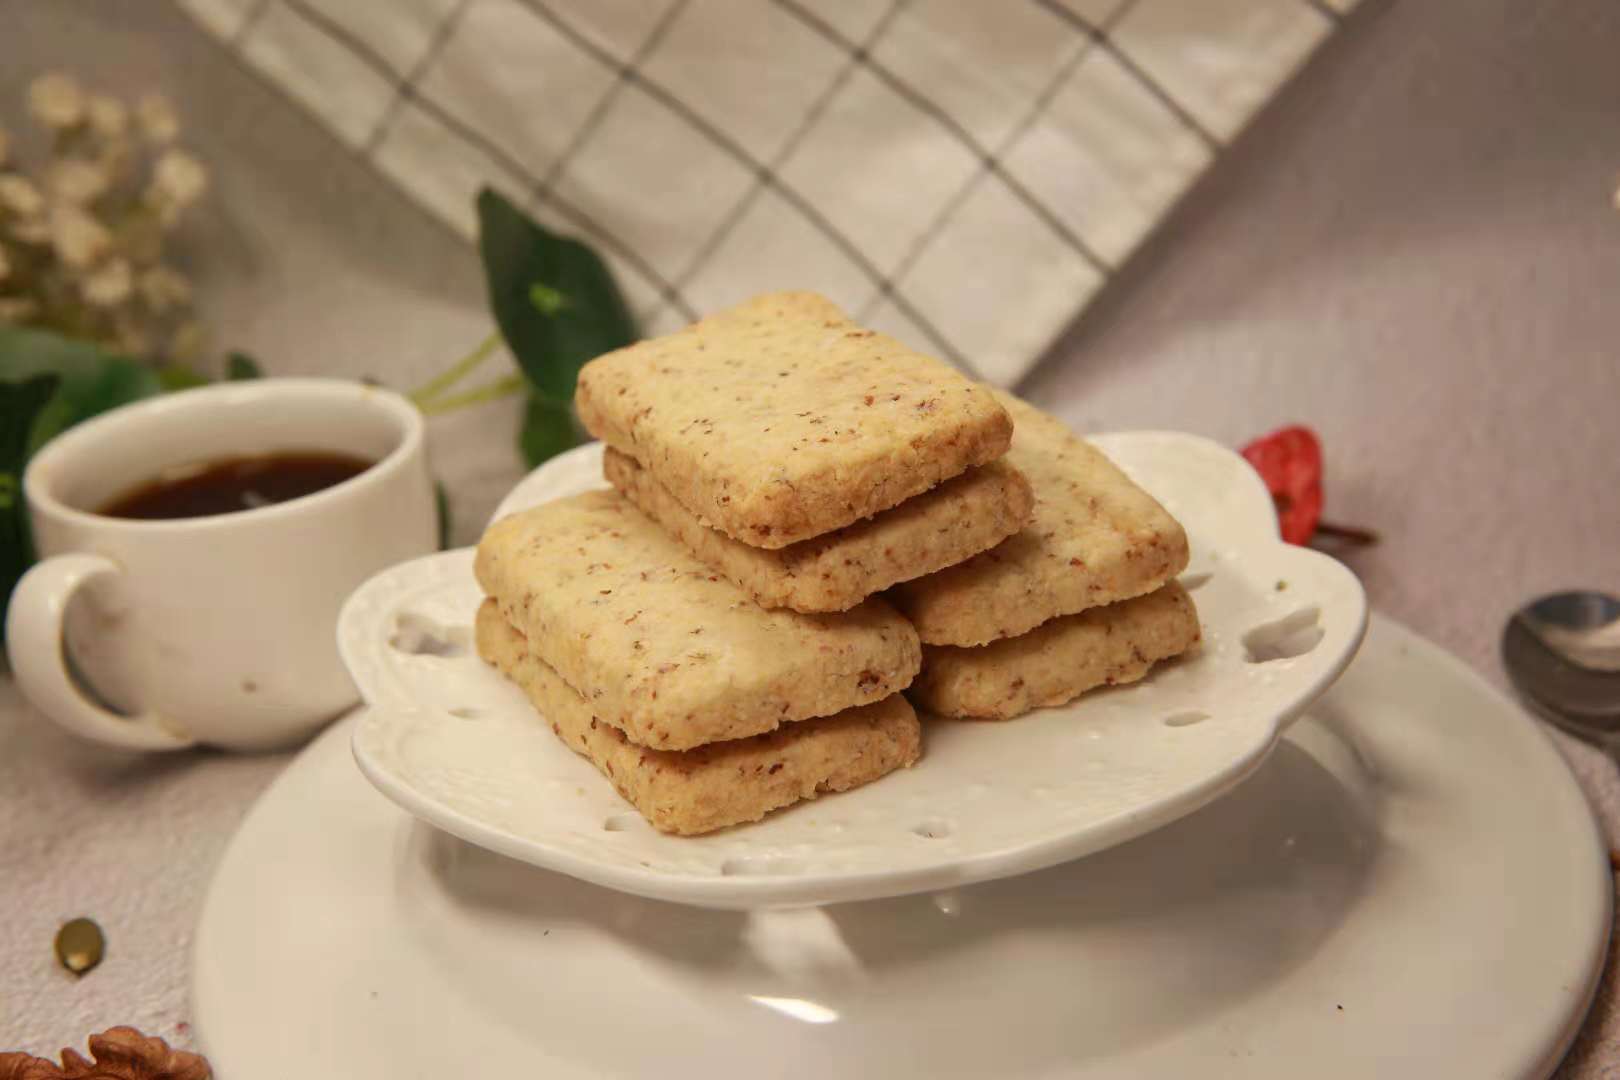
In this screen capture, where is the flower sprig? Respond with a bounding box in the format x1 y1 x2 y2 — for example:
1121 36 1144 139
1240 425 1378 547
0 73 209 364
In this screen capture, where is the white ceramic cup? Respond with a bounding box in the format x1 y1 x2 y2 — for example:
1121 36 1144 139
7 378 438 752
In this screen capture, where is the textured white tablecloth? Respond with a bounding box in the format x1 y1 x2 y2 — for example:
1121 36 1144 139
3 0 1619 1073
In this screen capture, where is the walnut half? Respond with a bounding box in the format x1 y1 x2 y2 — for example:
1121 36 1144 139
0 1027 210 1080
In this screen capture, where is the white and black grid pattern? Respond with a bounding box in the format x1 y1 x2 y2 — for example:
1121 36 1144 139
177 0 1358 385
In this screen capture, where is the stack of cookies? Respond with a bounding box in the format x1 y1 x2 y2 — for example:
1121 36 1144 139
475 293 1024 834
896 394 1201 720
473 492 922 836
474 292 1200 835
582 292 1034 611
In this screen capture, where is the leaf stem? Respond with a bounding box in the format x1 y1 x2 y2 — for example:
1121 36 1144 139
1314 520 1381 545
408 330 502 407
416 373 526 415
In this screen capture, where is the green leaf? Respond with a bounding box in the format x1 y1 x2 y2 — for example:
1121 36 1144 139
518 391 582 469
0 374 65 639
528 283 570 317
0 326 164 456
156 364 211 392
476 187 637 403
227 351 264 380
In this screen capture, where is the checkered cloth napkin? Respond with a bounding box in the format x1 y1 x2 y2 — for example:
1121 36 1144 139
177 0 1356 385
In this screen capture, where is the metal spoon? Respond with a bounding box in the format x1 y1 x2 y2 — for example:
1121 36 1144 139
1501 591 1620 752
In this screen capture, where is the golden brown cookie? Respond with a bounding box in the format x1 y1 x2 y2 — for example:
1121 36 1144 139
575 291 1012 548
477 601 922 835
605 448 1033 612
893 393 1189 647
908 583 1200 720
474 489 920 750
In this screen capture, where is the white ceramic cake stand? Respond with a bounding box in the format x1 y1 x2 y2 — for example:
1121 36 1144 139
336 434 1367 908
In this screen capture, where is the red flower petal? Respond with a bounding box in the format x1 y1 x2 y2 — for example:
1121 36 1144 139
1241 425 1323 545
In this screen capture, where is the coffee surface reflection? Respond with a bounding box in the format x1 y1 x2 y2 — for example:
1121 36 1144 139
100 451 374 520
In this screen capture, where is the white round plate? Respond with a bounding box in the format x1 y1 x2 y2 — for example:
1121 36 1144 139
194 616 1610 1079
339 434 1367 908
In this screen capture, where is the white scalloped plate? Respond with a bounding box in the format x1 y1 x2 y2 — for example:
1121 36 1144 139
339 434 1367 908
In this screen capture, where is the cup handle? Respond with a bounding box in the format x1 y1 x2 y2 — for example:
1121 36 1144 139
7 553 196 751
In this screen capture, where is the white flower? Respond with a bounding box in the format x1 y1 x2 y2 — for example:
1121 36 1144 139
139 265 191 311
150 149 207 214
0 296 40 324
136 94 179 144
82 257 134 307
28 73 86 130
87 95 128 140
48 204 111 268
47 158 111 206
0 174 46 218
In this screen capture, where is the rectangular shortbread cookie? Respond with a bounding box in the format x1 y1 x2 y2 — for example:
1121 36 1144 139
478 601 922 836
892 393 1190 647
604 447 1034 613
907 583 1200 721
474 489 921 751
575 291 1013 549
